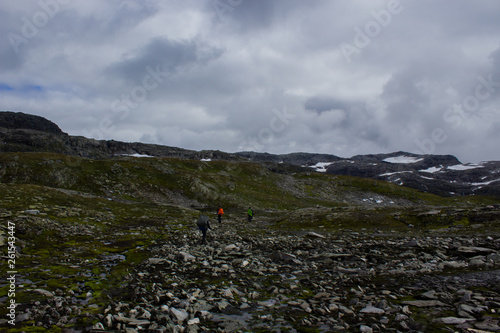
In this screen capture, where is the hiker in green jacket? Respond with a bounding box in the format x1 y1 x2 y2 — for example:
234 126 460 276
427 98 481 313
247 207 253 222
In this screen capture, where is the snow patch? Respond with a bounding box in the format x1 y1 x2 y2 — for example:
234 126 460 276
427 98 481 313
201 158 212 162
383 156 424 164
420 166 442 173
363 197 385 204
120 153 154 158
379 171 413 177
448 164 484 171
472 178 500 186
308 162 333 172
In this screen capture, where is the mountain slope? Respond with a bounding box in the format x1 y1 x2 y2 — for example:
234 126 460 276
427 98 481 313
1 111 500 197
238 151 500 197
0 152 444 211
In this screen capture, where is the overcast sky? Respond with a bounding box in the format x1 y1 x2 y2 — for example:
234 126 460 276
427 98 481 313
1 0 500 163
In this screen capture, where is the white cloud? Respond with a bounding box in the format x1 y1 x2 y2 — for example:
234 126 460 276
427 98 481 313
1 0 500 163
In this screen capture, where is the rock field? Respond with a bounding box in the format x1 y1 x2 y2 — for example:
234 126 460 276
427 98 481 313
5 216 500 333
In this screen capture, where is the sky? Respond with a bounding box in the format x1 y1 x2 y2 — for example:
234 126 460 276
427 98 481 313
1 0 500 163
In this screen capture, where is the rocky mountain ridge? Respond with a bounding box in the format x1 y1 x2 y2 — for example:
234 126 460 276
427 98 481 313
1 111 500 197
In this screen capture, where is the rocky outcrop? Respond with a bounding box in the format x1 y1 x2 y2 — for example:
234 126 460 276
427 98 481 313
236 151 342 165
0 111 64 134
0 111 241 161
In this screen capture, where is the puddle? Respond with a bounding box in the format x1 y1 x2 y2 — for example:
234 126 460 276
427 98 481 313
212 312 253 331
101 253 126 271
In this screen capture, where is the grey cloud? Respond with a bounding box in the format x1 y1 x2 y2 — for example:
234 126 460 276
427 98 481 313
106 37 223 84
54 2 158 43
304 96 348 113
209 0 324 35
2 0 500 163
491 45 500 94
0 10 29 71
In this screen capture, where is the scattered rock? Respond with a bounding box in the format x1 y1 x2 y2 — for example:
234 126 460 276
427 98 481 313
176 251 196 262
360 305 385 314
8 215 500 332
170 307 189 323
401 300 448 308
434 317 475 325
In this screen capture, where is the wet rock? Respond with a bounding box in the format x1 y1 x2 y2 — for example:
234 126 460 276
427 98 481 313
306 232 326 239
30 289 54 297
176 251 196 262
224 244 239 251
469 257 486 267
222 288 234 299
420 290 438 300
91 322 105 330
457 246 496 255
359 325 373 333
434 317 475 325
440 261 466 269
403 239 420 247
15 312 31 322
402 300 448 307
475 318 500 331
360 305 385 314
270 251 301 264
170 307 189 323
487 253 500 263
147 257 167 265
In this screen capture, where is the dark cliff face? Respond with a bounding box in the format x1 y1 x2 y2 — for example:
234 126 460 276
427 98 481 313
0 111 64 135
0 111 241 161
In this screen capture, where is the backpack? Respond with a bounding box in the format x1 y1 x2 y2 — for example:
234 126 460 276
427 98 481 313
197 215 210 228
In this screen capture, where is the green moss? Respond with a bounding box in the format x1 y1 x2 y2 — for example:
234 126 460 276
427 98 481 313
454 216 470 226
4 326 61 333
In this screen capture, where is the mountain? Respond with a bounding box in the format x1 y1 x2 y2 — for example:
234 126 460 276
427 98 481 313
0 111 241 161
314 152 500 197
237 152 500 198
1 111 500 197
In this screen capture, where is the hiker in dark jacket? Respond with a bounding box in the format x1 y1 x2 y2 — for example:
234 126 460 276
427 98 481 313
197 214 211 244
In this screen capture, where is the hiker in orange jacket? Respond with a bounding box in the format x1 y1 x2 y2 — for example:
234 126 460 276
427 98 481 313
217 206 224 223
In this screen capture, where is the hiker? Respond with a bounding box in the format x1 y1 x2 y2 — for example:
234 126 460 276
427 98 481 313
217 206 224 223
247 207 253 222
196 214 211 244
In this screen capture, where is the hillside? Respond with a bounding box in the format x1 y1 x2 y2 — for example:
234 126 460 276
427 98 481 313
1 111 500 332
2 111 500 197
1 152 499 332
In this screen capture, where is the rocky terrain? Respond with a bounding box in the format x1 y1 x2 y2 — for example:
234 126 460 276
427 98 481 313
1 205 500 332
93 230 500 333
1 110 500 332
